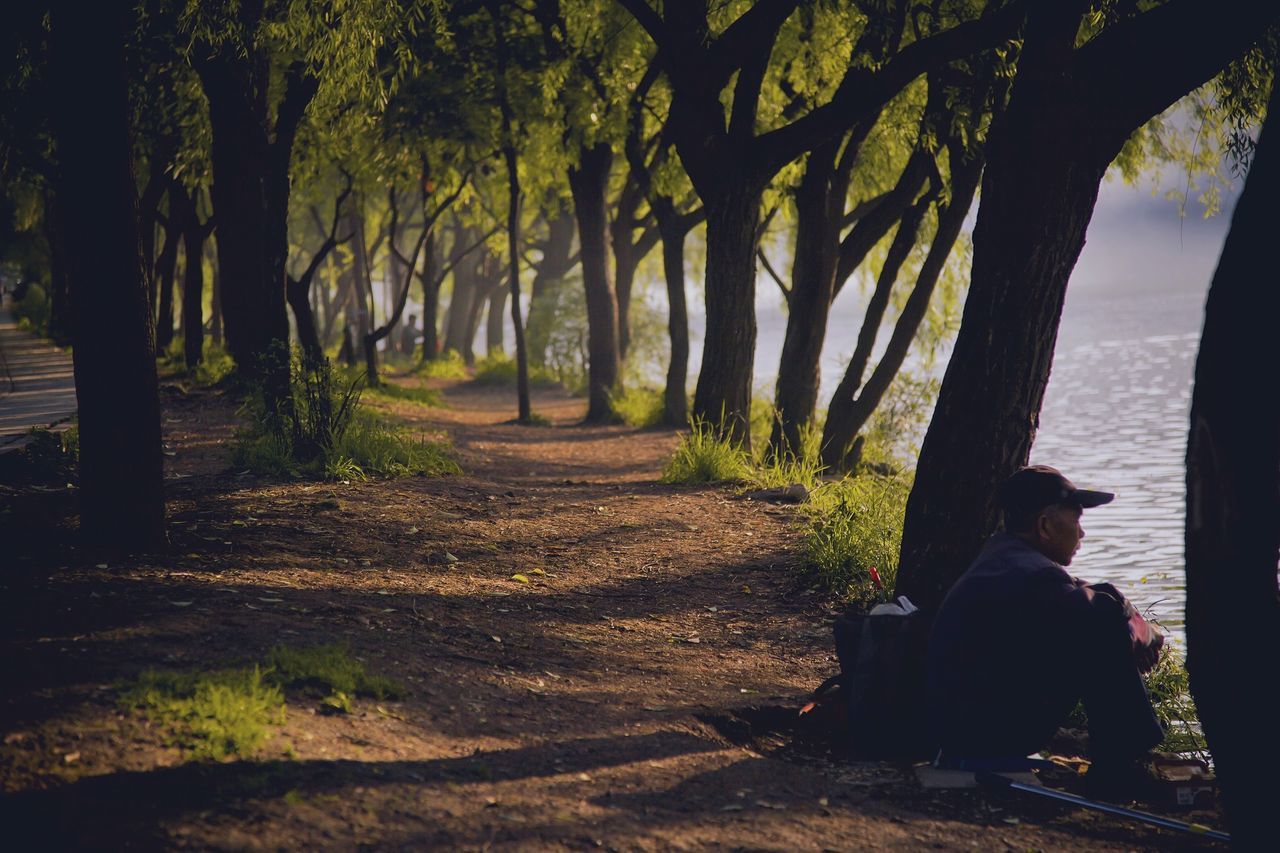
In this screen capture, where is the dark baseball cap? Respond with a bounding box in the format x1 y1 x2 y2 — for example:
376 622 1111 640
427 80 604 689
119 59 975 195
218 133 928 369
998 465 1115 516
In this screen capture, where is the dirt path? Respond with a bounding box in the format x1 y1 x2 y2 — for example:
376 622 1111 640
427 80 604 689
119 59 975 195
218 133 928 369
0 375 1221 850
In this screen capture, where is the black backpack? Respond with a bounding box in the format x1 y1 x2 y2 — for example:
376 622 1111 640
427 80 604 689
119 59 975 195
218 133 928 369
810 597 933 759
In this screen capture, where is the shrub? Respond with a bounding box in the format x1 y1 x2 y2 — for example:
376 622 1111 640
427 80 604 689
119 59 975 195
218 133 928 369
1145 642 1206 757
800 473 911 604
609 385 665 428
191 344 236 387
417 349 470 380
472 353 559 389
12 282 50 335
230 350 458 480
120 666 285 761
661 419 751 484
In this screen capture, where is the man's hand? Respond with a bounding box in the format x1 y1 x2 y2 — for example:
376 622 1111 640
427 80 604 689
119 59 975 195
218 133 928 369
1129 610 1164 673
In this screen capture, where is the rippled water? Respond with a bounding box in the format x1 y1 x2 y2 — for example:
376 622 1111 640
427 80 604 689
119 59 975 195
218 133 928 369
1030 289 1205 643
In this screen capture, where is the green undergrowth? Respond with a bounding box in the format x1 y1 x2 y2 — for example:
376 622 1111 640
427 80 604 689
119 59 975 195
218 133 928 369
472 353 560 388
417 350 470 380
230 351 458 481
157 340 236 387
800 473 912 605
609 385 666 428
366 379 442 407
120 645 405 761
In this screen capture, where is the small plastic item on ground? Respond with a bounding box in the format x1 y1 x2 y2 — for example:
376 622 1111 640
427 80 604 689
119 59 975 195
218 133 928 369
1149 755 1216 809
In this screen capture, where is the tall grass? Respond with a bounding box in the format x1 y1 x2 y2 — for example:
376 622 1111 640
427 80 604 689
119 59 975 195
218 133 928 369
800 473 911 604
609 385 666 428
660 419 752 484
417 350 470 380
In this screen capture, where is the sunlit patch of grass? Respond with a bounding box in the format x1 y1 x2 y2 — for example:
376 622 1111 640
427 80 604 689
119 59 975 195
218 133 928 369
609 385 665 428
366 380 442 407
417 350 470 380
799 472 911 605
265 643 405 701
331 411 460 478
661 419 751 484
1146 641 1207 758
120 666 285 761
472 353 559 388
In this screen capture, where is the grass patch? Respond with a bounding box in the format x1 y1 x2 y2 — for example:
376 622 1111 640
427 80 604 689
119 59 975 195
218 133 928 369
120 666 285 761
229 351 458 481
609 385 665 428
799 473 911 605
366 380 442 407
661 419 752 484
417 350 470 380
265 643 405 703
119 645 407 760
472 353 559 389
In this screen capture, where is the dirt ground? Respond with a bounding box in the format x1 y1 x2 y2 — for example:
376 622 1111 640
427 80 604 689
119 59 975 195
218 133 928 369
0 374 1226 850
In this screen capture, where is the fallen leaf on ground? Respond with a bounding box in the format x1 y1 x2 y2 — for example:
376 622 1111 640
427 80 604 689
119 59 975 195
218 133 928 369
511 574 530 583
63 752 81 764
170 601 193 607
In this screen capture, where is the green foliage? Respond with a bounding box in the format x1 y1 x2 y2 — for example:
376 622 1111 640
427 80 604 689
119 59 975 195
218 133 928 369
191 345 236 387
1145 642 1207 758
366 380 442 407
231 350 457 480
417 350 470 380
857 371 939 473
330 409 461 478
660 420 752 485
264 643 405 703
119 666 285 761
609 385 665 428
800 473 912 605
472 352 559 389
11 282 50 335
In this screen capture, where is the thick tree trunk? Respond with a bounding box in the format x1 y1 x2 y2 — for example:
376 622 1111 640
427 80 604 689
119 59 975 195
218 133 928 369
610 173 659 360
693 183 761 447
463 255 499 365
287 275 323 364
569 143 622 422
1185 82 1280 849
822 154 982 470
208 240 222 347
527 205 577 365
48 0 164 549
895 113 1102 612
655 206 691 427
154 216 179 355
41 191 73 345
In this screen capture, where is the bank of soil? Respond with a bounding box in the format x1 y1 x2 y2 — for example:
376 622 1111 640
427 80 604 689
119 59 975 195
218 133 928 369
0 375 1223 849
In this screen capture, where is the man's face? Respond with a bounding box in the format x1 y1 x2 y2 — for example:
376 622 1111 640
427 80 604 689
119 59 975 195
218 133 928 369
1035 503 1084 565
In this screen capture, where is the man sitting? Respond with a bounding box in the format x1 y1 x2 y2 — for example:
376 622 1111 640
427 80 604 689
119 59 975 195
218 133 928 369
927 465 1165 789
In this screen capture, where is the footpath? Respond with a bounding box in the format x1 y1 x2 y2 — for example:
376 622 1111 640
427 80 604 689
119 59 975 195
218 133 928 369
0 302 77 451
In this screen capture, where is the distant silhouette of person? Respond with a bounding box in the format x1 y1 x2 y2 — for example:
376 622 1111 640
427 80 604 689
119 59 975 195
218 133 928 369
400 314 417 356
338 323 356 366
928 465 1165 794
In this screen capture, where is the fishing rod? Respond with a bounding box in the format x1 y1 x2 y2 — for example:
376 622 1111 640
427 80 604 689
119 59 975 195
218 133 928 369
976 770 1230 844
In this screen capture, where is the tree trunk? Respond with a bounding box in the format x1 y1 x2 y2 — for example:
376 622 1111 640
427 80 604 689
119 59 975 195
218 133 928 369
693 183 761 447
527 204 577 365
444 254 478 362
48 0 164 549
170 183 206 368
42 190 73 345
610 173 659 360
208 240 222 347
823 153 982 470
655 204 691 426
419 230 441 361
287 274 323 364
154 213 179 355
768 138 845 458
569 142 621 422
486 287 506 355
1184 81 1280 849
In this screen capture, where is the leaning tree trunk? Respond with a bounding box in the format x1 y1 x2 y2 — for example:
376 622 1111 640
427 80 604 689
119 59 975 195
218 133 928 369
1185 81 1280 849
569 142 622 423
693 182 762 447
769 138 845 458
48 0 164 549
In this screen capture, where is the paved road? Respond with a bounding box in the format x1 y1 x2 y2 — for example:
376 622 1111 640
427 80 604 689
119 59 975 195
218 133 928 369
0 302 77 451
